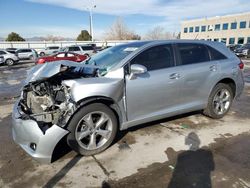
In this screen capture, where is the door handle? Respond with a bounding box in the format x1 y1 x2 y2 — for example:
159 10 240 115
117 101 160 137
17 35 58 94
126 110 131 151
209 65 217 71
169 73 180 79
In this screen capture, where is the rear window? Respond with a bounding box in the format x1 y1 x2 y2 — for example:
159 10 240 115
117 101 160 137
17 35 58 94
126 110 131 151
49 46 59 50
0 51 7 55
18 49 32 53
68 46 81 51
81 46 93 51
207 46 227 60
177 43 210 65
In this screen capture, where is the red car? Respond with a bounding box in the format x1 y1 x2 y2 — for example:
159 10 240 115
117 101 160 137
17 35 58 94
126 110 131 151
36 52 88 64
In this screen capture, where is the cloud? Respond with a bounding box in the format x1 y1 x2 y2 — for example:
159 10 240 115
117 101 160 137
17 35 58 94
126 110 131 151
26 0 250 33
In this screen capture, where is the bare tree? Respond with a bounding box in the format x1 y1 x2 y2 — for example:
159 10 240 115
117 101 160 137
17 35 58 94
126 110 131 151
105 17 140 40
144 26 175 40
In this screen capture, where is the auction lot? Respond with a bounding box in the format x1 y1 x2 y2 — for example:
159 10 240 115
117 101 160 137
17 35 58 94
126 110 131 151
0 59 250 188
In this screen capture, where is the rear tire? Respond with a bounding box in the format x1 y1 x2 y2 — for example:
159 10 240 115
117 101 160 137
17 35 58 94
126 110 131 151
5 58 14 66
203 83 233 119
67 103 118 156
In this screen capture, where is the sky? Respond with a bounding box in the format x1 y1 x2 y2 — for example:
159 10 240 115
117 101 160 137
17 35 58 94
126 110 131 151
1 0 250 39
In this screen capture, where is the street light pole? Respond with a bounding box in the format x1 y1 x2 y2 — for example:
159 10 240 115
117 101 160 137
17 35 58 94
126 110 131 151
87 5 96 42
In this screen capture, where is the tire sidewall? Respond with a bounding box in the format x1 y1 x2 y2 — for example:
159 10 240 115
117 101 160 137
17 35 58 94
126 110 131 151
5 59 14 66
207 83 233 119
67 103 118 156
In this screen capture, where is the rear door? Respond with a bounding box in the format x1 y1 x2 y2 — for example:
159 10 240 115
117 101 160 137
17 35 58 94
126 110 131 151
175 43 217 108
125 44 182 121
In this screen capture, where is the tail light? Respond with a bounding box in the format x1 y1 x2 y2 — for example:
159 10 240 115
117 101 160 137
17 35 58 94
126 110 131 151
238 60 244 70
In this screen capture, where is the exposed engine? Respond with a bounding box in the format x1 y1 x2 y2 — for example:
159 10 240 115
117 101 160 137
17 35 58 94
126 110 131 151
20 79 74 127
18 64 99 129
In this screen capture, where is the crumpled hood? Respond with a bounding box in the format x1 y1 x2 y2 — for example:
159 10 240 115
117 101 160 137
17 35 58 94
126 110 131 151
25 60 100 84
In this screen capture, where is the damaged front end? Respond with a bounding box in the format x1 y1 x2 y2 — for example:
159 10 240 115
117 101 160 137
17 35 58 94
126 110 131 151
12 61 100 163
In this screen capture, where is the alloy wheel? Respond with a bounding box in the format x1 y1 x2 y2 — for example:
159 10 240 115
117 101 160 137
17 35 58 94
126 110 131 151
75 111 112 150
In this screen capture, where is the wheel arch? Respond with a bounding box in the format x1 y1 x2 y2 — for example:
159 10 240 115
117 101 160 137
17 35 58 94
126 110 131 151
67 96 123 129
215 78 236 98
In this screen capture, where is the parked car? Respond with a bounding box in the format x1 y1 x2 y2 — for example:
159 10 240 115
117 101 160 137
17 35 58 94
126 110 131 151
38 46 60 56
0 49 19 66
12 40 244 163
234 43 250 58
0 56 4 64
36 52 88 64
62 45 96 56
227 44 242 52
15 48 38 60
6 48 18 54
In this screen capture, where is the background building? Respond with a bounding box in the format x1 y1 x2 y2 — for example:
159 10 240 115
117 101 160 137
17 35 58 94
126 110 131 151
181 12 250 45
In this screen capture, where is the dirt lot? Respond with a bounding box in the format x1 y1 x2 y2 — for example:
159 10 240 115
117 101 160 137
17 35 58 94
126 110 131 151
0 60 250 188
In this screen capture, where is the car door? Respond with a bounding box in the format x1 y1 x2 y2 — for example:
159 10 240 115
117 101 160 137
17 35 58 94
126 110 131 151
125 44 182 122
175 43 218 108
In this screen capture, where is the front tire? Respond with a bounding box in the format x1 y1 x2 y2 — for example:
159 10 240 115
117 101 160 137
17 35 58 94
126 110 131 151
203 83 233 119
67 103 118 156
5 58 14 66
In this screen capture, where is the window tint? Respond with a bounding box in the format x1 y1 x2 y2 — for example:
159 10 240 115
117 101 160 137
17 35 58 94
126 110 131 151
189 27 193 33
231 22 237 29
177 43 210 65
215 24 220 31
247 37 250 43
229 38 235 44
240 21 246 29
49 46 59 50
207 46 227 60
81 46 93 51
201 26 206 32
222 23 228 30
131 45 174 71
195 26 199 32
0 51 7 55
68 46 81 51
238 37 244 44
18 49 32 53
184 28 188 33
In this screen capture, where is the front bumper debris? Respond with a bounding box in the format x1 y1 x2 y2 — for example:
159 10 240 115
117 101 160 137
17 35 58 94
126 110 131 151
12 100 69 163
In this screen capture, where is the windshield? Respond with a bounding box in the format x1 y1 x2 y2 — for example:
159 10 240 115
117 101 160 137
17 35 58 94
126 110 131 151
84 42 149 71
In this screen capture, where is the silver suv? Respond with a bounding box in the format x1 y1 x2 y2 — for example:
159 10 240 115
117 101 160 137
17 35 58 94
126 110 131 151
38 46 60 56
0 49 19 66
62 45 96 56
16 48 38 60
12 40 244 163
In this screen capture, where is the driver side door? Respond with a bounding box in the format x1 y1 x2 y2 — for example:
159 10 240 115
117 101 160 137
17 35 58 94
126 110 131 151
125 44 182 123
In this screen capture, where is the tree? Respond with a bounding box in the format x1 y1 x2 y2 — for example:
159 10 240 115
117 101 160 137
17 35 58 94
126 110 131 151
144 26 174 40
105 17 141 40
6 32 25 41
76 30 92 41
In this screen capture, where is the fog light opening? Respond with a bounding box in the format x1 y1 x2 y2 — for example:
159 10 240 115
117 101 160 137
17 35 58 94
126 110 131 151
30 143 37 151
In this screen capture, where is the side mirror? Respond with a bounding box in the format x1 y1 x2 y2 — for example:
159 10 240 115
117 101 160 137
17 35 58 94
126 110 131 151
131 64 147 75
129 64 147 79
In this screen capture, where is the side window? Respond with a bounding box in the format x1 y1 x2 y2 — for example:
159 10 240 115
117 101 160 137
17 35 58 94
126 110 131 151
207 46 227 60
68 46 80 51
131 45 174 71
0 51 7 55
67 53 75 57
81 46 93 51
50 47 59 50
177 43 210 65
56 53 65 58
